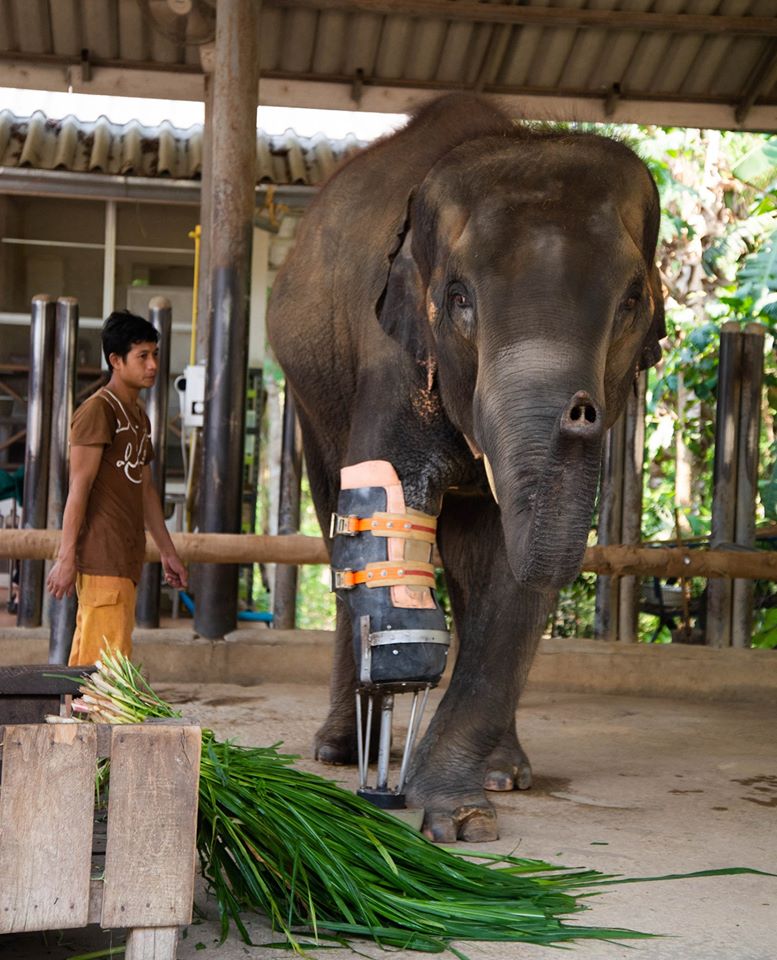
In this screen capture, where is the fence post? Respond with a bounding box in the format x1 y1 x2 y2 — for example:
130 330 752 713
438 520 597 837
731 323 765 648
136 298 172 629
47 297 79 662
707 322 744 647
273 391 303 629
18 295 55 627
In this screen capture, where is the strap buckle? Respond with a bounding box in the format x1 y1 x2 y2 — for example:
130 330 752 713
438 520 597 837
331 568 355 590
330 513 359 537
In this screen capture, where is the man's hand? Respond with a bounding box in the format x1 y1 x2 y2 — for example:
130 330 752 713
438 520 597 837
161 552 187 590
47 557 77 599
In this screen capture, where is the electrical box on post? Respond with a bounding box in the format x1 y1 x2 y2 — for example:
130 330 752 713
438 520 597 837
175 364 205 428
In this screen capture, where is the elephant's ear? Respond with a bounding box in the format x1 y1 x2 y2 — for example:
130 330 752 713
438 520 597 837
375 199 430 360
638 264 666 370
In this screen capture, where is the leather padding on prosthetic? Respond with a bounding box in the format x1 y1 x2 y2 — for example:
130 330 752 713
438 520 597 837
331 460 450 687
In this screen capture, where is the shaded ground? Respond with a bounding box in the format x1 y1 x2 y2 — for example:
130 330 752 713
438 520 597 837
1 684 775 960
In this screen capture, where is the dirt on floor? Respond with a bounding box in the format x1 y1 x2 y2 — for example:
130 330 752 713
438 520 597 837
0 683 775 960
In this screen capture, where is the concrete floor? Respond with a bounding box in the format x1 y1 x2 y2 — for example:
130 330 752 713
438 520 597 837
1 681 774 960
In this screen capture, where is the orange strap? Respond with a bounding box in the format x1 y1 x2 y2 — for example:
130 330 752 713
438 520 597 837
331 511 437 543
332 561 436 590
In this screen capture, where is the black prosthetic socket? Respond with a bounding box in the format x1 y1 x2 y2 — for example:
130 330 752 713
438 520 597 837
331 485 449 688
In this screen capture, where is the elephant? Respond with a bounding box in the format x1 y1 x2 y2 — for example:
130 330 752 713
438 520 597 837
266 93 665 843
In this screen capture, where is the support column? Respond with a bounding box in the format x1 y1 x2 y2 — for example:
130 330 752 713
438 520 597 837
706 322 743 647
618 371 647 643
136 298 172 629
195 0 259 640
594 411 625 641
18 295 55 627
47 297 79 662
731 323 765 648
196 74 214 365
272 390 302 629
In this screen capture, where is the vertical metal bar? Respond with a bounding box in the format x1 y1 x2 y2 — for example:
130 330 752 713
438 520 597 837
594 410 625 640
102 200 116 323
195 0 259 640
376 694 394 790
363 694 374 786
272 390 302 628
136 298 172 629
706 322 742 647
618 372 647 643
18 295 56 627
355 691 366 788
47 297 79 662
731 323 765 648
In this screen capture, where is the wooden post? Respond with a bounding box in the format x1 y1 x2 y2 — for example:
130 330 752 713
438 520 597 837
136 298 172 629
707 322 744 647
47 297 79 662
273 390 303 629
195 0 259 639
731 323 765 648
18 295 55 627
618 372 647 643
594 409 625 640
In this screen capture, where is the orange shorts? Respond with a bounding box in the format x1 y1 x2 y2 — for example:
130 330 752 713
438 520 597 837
68 573 136 667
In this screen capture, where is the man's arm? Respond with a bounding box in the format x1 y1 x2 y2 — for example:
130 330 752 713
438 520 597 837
142 465 187 590
46 445 103 599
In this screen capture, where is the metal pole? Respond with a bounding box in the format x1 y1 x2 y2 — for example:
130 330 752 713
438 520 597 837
706 321 742 647
731 323 765 648
194 0 259 640
47 297 79 662
618 371 647 643
136 297 172 628
196 73 214 365
594 410 625 640
272 389 302 628
18 295 56 627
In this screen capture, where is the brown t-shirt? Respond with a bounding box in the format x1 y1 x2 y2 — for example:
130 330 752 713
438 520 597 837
71 388 154 583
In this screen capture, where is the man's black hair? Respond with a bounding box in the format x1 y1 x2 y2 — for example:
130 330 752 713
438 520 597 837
102 310 159 365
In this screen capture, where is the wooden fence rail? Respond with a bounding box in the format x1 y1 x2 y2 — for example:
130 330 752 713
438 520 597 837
1 529 777 582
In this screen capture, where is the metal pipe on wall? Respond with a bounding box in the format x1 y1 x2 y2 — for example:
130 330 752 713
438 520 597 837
47 297 79 662
136 298 172 628
706 321 743 647
195 0 259 640
731 323 765 648
18 295 56 627
272 390 303 629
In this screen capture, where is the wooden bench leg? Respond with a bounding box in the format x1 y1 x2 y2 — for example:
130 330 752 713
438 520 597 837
125 926 179 960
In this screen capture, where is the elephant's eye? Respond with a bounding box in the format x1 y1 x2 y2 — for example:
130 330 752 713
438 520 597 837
446 282 475 333
621 284 643 313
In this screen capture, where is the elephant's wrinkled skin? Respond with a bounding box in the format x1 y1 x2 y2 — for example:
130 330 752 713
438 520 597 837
267 94 665 842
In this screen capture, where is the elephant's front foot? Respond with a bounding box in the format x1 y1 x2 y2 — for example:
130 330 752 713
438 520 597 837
483 736 533 792
420 799 498 843
314 716 357 765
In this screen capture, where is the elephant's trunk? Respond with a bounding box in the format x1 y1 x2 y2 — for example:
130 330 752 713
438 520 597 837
475 362 606 591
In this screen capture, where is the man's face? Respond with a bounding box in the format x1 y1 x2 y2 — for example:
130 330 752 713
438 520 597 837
111 341 159 390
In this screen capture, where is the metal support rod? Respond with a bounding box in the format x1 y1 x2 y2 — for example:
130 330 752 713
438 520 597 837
18 295 56 627
397 685 431 793
594 408 626 640
731 323 765 648
618 371 647 643
706 322 742 647
272 389 302 628
136 298 172 629
376 694 394 790
47 297 79 662
195 0 259 639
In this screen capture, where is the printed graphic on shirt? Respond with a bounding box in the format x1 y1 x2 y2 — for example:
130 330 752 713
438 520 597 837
102 389 150 485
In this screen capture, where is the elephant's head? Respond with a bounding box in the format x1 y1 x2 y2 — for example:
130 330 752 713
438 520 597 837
377 132 665 590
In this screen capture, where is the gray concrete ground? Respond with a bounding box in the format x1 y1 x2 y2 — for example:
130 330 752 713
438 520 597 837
1 680 774 960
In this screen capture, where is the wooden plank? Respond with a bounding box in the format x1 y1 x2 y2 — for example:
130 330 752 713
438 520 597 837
101 725 201 929
125 926 179 960
0 665 92 696
0 723 96 932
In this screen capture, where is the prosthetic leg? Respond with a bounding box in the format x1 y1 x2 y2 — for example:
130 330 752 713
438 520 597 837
331 461 450 809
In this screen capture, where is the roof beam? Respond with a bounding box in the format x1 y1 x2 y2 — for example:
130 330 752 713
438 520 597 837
267 0 777 38
736 38 777 125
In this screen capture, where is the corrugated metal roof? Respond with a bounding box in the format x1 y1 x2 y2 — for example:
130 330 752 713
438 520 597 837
0 0 775 130
0 109 365 185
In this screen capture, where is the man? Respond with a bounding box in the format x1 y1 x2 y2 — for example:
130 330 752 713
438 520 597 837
47 310 187 665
